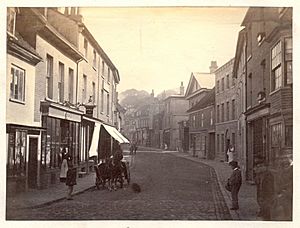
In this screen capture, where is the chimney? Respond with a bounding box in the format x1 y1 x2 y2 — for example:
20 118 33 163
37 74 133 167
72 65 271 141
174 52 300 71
151 89 154 97
71 7 76 15
209 61 218 73
180 82 184 95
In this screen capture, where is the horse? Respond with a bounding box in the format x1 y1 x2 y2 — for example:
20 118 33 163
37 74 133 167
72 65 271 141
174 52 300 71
94 158 128 191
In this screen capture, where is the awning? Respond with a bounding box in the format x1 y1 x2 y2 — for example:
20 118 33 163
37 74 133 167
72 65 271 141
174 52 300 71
102 123 130 144
88 122 130 157
88 122 101 157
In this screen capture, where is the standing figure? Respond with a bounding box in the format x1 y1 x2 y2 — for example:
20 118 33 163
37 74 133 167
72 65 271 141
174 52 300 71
133 142 138 155
129 143 134 155
66 158 77 200
227 161 242 210
59 147 69 182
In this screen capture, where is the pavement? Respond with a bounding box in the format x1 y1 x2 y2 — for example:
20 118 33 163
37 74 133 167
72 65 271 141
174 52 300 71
6 149 260 220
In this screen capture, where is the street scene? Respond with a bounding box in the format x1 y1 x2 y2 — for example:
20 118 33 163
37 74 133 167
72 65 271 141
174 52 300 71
5 6 293 222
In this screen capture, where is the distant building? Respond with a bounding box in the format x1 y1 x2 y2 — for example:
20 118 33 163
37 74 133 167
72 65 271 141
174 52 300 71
184 62 216 156
214 58 237 162
186 88 216 159
162 83 189 150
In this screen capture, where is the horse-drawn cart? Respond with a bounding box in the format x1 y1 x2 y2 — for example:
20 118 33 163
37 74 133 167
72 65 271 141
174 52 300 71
94 158 130 190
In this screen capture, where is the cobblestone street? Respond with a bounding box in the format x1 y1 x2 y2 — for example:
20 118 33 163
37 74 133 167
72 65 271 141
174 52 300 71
7 152 231 220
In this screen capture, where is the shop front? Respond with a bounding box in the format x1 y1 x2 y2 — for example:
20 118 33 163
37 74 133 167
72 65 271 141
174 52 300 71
40 101 83 188
6 124 45 194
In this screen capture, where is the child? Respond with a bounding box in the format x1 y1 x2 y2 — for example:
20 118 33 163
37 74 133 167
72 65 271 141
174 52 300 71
66 159 77 200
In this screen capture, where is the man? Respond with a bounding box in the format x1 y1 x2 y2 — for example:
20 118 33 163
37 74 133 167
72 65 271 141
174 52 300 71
228 161 242 210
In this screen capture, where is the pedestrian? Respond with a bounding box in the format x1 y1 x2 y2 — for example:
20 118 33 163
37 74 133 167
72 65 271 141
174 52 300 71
227 144 235 163
66 158 77 200
226 161 242 210
59 147 69 182
133 142 138 155
129 143 134 155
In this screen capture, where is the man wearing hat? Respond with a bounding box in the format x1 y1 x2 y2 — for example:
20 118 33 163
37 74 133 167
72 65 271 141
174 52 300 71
228 161 242 210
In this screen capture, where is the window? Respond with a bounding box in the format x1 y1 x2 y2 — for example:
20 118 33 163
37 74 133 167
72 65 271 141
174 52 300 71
271 41 282 91
101 61 105 76
217 134 220 153
10 65 25 102
221 78 225 91
192 115 196 128
226 74 230 89
221 103 224 122
107 93 110 116
82 75 87 103
201 113 204 127
216 80 220 93
92 82 96 104
232 75 236 86
7 7 16 35
58 62 64 103
217 105 220 123
210 110 213 125
108 68 111 83
284 37 292 85
7 130 27 177
101 89 104 113
68 68 74 103
84 39 88 58
226 101 230 121
285 125 292 147
232 99 236 120
46 54 53 99
271 123 282 147
93 49 97 68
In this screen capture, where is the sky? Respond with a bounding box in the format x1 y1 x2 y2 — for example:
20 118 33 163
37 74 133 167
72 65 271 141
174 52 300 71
81 7 248 95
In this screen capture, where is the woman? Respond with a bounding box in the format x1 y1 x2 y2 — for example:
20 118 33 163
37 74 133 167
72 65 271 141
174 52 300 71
59 147 69 182
66 158 77 200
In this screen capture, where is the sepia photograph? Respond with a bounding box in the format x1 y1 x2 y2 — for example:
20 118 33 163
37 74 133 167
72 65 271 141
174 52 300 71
3 0 296 225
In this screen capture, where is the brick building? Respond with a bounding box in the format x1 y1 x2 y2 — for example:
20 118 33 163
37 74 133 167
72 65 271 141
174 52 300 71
214 58 238 162
186 88 216 159
237 7 292 220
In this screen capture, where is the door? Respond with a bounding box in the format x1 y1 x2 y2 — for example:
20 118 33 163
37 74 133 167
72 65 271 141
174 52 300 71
28 137 38 188
209 133 215 159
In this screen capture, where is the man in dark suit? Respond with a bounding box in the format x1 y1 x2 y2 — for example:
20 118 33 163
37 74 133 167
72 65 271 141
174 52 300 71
228 161 242 210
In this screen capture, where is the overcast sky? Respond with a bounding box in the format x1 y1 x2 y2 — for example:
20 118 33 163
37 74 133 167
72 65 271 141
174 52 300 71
81 7 247 95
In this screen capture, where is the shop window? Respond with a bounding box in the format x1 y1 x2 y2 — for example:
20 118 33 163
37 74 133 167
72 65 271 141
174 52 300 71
7 130 27 177
10 65 25 102
285 125 292 147
271 123 282 147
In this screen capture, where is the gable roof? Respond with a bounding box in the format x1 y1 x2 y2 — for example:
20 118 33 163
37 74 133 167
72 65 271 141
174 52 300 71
185 72 215 99
187 87 215 113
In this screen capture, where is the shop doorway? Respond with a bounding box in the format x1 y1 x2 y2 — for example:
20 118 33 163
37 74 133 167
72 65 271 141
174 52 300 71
28 137 38 188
